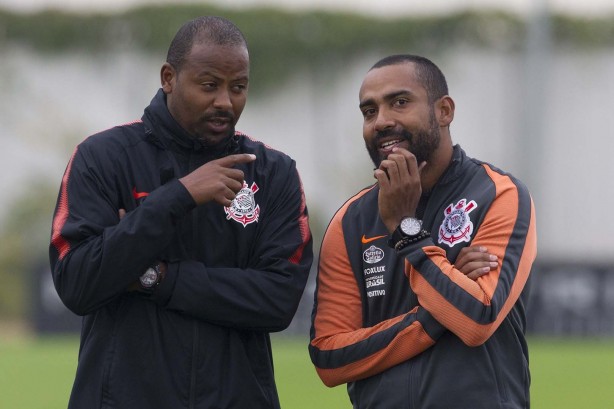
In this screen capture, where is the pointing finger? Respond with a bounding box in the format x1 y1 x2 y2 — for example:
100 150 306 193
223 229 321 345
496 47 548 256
217 153 256 168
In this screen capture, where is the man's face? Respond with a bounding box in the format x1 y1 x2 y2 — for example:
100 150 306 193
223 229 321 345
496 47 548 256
162 42 249 146
359 62 440 168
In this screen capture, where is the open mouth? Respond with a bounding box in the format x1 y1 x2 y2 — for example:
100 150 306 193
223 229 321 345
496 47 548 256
378 138 406 153
207 117 232 133
210 117 230 125
379 139 403 149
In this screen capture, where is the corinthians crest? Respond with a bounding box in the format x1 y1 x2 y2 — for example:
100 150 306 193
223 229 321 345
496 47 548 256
438 198 477 247
224 181 260 227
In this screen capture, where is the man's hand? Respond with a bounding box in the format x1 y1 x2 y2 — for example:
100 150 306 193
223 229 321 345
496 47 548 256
375 147 426 233
179 153 256 207
455 246 499 281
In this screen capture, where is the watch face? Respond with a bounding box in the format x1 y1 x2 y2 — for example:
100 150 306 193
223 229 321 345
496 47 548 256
139 267 159 288
400 217 422 236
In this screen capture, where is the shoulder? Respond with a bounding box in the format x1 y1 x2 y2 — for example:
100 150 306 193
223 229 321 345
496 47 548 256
470 157 529 196
79 120 146 151
458 154 532 217
236 131 294 164
333 184 378 223
74 120 149 171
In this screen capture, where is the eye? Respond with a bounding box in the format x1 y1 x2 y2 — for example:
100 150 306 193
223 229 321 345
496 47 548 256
201 82 217 91
361 107 376 118
393 98 409 107
231 83 248 93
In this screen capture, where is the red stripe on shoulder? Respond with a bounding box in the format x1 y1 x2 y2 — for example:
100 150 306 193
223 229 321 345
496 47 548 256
50 149 78 260
289 173 311 265
236 131 311 264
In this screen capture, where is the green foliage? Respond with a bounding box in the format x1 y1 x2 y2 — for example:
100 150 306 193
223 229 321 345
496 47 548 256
0 5 593 93
0 5 611 92
552 14 614 48
0 4 612 91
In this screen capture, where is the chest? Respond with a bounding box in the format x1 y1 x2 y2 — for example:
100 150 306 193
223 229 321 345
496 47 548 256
346 188 490 325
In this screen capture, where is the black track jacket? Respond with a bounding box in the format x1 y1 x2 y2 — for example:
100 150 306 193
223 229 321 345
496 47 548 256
310 146 537 408
50 89 313 409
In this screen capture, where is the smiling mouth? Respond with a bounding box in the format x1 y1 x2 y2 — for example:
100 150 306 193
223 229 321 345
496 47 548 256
379 139 403 150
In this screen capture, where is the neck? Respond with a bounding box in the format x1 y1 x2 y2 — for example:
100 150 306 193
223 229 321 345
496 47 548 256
420 140 453 193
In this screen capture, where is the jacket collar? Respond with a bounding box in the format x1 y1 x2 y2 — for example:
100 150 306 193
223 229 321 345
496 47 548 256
141 88 240 155
435 144 466 187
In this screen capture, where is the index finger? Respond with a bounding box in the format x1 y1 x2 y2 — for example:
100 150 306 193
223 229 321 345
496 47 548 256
391 147 421 174
215 153 257 168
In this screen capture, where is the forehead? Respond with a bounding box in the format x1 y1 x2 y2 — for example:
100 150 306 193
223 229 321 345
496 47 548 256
359 62 426 102
184 42 249 77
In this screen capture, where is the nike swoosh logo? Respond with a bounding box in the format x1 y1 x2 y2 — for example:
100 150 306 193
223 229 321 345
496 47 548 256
132 187 149 200
361 234 387 244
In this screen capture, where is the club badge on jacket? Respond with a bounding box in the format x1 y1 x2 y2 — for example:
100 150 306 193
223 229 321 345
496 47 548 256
225 181 260 227
438 198 477 247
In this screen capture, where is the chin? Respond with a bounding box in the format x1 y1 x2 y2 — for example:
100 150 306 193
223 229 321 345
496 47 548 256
198 129 235 146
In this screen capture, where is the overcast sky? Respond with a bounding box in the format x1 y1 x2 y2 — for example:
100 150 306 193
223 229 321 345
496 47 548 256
0 0 612 17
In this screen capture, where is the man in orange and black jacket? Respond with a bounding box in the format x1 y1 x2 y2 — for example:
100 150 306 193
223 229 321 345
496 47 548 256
310 54 537 408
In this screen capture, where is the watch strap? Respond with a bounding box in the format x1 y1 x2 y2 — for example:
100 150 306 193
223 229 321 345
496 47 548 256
388 227 405 248
393 229 431 251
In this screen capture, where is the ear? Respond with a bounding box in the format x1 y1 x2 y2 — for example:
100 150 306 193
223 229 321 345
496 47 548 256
160 62 176 94
435 95 455 127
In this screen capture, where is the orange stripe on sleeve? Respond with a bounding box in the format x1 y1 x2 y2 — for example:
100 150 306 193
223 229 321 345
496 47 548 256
314 307 436 387
311 188 440 386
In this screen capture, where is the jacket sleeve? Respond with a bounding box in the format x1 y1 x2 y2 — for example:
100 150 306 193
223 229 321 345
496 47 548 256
309 199 445 388
153 161 313 332
49 143 196 316
406 166 537 347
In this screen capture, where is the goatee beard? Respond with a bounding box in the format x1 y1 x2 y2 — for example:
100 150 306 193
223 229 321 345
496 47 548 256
367 116 440 169
366 109 441 169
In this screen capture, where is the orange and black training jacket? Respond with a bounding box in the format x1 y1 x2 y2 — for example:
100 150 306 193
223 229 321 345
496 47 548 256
310 145 537 409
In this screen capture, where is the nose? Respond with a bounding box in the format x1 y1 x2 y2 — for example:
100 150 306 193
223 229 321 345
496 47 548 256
374 107 394 132
213 88 233 110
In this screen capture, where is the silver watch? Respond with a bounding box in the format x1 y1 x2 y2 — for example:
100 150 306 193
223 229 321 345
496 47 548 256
399 217 422 236
139 264 161 289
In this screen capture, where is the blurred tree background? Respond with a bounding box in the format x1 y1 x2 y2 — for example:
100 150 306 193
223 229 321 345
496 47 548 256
2 5 613 92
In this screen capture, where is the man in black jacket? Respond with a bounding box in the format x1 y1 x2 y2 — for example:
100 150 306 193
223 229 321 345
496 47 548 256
50 16 313 409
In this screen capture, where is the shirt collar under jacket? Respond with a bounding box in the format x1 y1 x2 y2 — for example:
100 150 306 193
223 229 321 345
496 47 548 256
141 88 240 156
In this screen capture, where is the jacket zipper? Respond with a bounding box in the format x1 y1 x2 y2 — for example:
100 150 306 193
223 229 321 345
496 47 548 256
188 150 199 409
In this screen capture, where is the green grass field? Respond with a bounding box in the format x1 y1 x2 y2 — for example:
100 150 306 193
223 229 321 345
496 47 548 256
1 335 613 408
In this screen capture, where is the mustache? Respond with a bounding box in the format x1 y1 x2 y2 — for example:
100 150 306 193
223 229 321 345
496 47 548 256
374 128 412 143
204 110 235 122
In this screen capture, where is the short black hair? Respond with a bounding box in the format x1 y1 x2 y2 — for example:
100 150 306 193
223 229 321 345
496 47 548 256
166 16 248 71
370 54 448 103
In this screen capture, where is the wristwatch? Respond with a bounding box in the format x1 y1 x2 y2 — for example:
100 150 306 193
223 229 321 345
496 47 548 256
139 263 161 292
388 217 430 250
